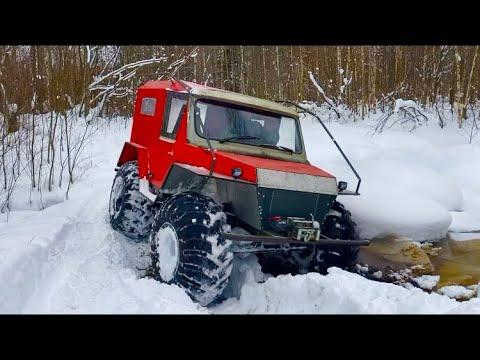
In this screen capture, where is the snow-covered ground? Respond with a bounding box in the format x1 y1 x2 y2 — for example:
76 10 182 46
1 105 480 314
299 109 480 241
214 266 480 314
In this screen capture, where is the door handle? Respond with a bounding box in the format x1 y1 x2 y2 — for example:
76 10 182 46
167 151 174 156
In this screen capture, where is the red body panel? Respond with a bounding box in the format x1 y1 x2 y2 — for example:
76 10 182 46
117 79 334 188
215 152 334 178
117 142 141 166
117 142 149 178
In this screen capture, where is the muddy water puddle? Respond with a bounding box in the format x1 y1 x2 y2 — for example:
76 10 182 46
358 233 480 289
429 234 480 288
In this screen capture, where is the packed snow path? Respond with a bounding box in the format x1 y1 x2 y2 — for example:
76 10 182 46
20 181 205 313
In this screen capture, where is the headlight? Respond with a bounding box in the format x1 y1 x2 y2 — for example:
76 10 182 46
338 181 348 191
232 167 242 179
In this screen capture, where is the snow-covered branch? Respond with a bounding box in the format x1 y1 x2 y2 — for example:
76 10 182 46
308 71 341 119
89 57 167 91
87 46 199 117
373 98 429 134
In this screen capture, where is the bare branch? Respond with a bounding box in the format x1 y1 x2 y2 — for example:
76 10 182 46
308 71 341 119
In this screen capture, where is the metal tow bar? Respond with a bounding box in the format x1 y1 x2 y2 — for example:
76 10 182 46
220 232 370 246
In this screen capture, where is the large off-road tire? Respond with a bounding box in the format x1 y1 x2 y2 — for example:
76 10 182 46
150 191 234 307
109 161 155 240
313 201 359 272
256 245 314 276
257 201 359 276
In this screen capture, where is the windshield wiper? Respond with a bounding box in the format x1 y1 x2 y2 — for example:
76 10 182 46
257 143 294 153
217 136 294 153
218 135 260 143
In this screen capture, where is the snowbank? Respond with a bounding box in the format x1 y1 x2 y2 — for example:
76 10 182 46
213 267 480 314
300 112 480 241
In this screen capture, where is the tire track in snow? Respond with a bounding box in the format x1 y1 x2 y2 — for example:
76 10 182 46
0 215 73 313
20 176 206 314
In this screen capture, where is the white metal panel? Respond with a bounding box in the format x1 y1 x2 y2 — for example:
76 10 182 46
191 87 298 118
256 168 338 195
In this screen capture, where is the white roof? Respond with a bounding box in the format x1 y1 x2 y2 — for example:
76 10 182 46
186 82 299 118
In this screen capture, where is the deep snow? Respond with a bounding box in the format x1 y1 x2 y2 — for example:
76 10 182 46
299 113 480 241
213 266 480 314
1 105 480 314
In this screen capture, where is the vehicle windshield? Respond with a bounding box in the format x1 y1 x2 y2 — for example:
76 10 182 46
194 99 303 153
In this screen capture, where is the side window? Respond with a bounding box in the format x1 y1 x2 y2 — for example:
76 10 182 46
161 93 188 139
140 97 156 116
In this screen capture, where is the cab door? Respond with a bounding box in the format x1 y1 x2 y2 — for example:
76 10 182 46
151 91 188 187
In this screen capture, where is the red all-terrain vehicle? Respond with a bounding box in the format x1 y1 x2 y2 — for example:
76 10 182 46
109 73 368 306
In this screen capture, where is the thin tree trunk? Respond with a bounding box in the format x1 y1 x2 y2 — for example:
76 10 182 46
454 47 464 126
262 46 267 97
275 46 281 99
463 45 479 119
